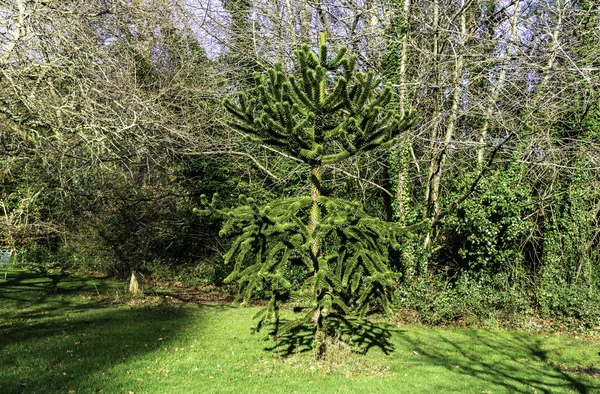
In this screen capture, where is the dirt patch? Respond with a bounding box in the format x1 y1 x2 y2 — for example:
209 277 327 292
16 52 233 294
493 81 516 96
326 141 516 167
394 307 423 325
167 285 235 305
563 366 600 380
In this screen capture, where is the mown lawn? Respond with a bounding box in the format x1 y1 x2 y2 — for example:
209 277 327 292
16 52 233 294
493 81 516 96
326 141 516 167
1 270 599 394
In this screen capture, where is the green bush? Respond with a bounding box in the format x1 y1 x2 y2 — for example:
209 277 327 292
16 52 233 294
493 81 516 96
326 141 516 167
537 277 600 330
398 274 532 326
18 244 73 293
438 164 534 279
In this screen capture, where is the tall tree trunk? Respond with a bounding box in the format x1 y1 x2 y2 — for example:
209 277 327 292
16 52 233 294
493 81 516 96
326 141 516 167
394 0 413 223
308 162 322 269
423 0 468 255
422 0 441 224
523 3 565 277
308 160 325 359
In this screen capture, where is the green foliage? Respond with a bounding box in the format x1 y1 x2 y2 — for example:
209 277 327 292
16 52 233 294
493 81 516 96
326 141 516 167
382 4 407 81
223 34 416 166
537 163 600 330
0 173 62 248
18 245 73 293
439 165 534 278
1 177 69 293
398 274 532 326
581 97 600 141
541 171 599 286
403 159 600 330
197 195 424 333
537 279 600 330
210 34 418 357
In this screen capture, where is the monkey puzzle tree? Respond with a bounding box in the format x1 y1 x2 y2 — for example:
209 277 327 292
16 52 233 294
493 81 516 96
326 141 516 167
198 34 417 358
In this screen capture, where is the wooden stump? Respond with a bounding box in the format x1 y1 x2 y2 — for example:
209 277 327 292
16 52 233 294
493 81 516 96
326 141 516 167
129 271 142 295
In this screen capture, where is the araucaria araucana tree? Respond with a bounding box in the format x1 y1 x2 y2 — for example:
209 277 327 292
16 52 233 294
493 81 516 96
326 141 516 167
198 34 417 359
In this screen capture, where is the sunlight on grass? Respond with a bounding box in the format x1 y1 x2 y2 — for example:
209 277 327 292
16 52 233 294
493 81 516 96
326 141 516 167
1 270 599 394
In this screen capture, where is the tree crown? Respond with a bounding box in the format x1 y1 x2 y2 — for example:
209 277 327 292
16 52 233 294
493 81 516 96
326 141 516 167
223 33 416 165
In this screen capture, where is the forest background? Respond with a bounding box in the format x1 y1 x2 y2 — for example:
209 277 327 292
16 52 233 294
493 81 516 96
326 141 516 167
1 0 599 331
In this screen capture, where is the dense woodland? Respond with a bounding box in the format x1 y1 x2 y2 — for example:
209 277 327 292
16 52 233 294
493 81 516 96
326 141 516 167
1 0 599 331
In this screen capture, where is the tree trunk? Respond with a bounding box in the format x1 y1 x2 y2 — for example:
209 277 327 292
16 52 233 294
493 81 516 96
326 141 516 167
308 162 322 268
421 0 441 223
395 0 413 223
423 0 468 257
308 161 325 358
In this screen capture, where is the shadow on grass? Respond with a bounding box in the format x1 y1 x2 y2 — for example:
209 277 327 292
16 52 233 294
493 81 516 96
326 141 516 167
265 317 399 357
0 270 124 320
0 271 195 394
0 269 120 295
2 271 598 393
397 328 600 394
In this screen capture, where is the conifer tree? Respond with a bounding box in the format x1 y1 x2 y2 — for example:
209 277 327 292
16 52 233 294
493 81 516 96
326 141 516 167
198 34 417 359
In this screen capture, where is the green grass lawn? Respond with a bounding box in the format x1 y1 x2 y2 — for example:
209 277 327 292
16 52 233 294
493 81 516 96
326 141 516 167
1 270 599 394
